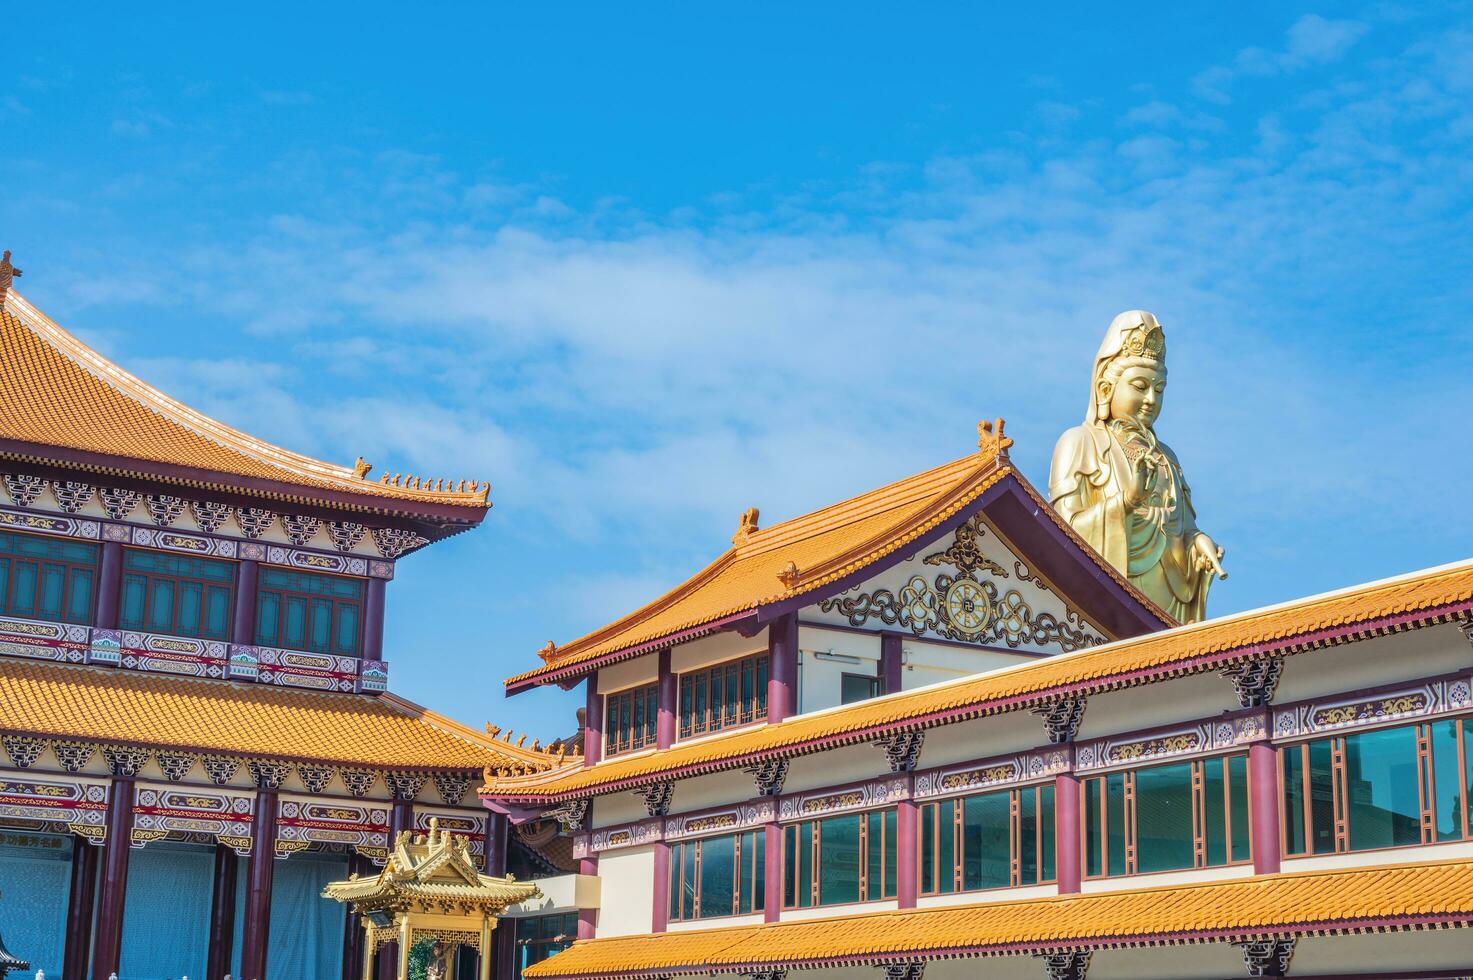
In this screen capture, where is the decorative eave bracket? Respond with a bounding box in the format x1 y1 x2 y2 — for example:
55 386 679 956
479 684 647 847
747 758 790 797
1032 696 1087 744
874 731 925 772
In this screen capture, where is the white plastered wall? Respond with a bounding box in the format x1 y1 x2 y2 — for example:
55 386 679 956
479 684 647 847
593 845 656 937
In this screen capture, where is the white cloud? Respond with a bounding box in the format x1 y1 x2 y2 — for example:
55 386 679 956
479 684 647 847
1193 14 1368 104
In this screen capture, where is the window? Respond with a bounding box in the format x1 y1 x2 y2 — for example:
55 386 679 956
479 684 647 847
514 912 577 978
668 829 765 921
1084 754 1250 878
841 673 881 705
119 549 235 640
254 567 365 656
920 784 1055 894
783 808 896 909
679 653 768 739
605 683 658 756
0 530 98 625
1283 717 1473 856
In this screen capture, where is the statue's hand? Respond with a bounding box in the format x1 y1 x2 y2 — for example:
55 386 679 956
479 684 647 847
1192 533 1227 580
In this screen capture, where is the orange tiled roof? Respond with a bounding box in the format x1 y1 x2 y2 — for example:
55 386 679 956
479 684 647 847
510 444 1158 688
487 557 1473 799
522 857 1473 977
0 657 563 771
0 290 488 515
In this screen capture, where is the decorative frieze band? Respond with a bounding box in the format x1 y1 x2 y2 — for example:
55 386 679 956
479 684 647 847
587 818 663 854
277 795 391 862
779 774 909 822
0 772 109 844
132 783 254 855
665 799 776 842
1272 675 1472 740
914 747 1070 800
1075 715 1267 774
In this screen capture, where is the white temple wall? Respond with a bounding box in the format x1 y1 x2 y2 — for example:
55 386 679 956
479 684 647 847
1281 838 1473 873
672 628 769 674
594 844 656 937
1275 621 1471 703
779 899 898 922
783 742 894 796
914 882 1054 908
1078 861 1255 894
913 709 1043 772
595 651 658 694
1076 670 1236 743
667 912 763 932
590 789 649 828
666 768 762 815
899 637 1037 689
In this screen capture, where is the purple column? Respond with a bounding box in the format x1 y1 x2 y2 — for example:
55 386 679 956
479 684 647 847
896 795 918 908
651 841 670 933
232 558 259 647
1250 737 1281 875
340 853 369 980
207 843 239 980
95 540 123 629
363 577 387 661
484 811 509 877
766 614 799 723
1055 771 1082 894
880 633 903 696
657 648 677 749
90 777 133 980
577 855 599 940
61 834 98 980
240 788 279 980
583 679 604 767
763 822 781 923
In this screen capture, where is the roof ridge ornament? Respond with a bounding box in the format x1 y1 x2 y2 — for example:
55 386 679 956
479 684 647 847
0 250 20 310
732 506 761 547
976 417 1012 460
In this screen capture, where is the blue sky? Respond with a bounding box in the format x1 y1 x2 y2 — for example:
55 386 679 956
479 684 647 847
2 4 1471 739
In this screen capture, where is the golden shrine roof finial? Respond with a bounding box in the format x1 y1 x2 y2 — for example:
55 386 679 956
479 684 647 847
352 456 372 479
0 250 21 310
977 417 1012 460
732 507 761 547
777 561 802 588
537 640 558 663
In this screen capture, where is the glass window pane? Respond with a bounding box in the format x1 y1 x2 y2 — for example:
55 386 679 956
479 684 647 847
283 597 308 647
680 842 695 921
866 810 883 900
67 568 94 624
0 560 10 614
1465 719 1473 840
309 599 332 651
1039 784 1056 882
1429 721 1462 843
883 808 896 898
962 791 1010 890
818 815 861 906
783 826 799 908
698 835 735 918
842 674 879 705
752 829 765 912
38 563 65 619
1106 773 1128 876
1203 758 1227 866
12 561 37 615
1308 739 1336 854
798 823 813 908
1344 724 1421 851
177 581 202 636
256 593 279 645
1134 761 1196 874
335 603 359 654
1229 754 1251 863
920 803 937 893
1085 778 1103 877
121 575 147 630
936 799 955 894
205 587 231 639
148 579 174 632
1283 746 1306 855
1017 788 1038 885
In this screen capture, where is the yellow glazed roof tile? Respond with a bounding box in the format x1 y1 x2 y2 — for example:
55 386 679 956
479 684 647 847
522 858 1473 976
510 438 1157 687
487 556 1473 798
0 290 488 514
0 658 558 771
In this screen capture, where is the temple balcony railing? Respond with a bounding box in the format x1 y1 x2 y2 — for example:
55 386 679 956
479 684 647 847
0 612 388 694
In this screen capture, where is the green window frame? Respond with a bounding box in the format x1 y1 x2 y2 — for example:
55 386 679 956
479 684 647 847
679 653 769 739
514 912 578 979
0 529 99 625
668 829 765 921
604 683 659 757
254 567 365 656
1083 753 1251 879
119 548 236 640
920 783 1055 895
782 807 897 909
1282 717 1472 857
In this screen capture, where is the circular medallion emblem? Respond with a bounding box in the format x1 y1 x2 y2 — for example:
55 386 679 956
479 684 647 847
943 578 992 638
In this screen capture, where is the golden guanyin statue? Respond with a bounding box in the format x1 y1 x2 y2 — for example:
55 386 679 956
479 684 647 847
1049 311 1225 623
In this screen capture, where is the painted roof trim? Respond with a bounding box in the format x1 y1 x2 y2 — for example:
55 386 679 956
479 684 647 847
483 555 1473 801
521 856 1473 978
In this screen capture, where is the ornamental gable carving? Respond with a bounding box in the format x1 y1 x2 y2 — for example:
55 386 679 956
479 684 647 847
814 513 1106 655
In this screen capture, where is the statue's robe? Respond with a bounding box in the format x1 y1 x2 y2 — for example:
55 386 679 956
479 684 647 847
1050 422 1211 623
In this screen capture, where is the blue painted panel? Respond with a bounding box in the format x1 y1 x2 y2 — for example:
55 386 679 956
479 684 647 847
267 851 348 980
119 841 212 980
0 831 73 976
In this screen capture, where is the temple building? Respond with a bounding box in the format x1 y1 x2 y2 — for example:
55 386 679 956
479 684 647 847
482 316 1473 978
0 278 583 980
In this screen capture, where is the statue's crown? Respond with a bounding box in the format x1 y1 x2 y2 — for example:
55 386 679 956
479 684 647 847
1119 322 1165 362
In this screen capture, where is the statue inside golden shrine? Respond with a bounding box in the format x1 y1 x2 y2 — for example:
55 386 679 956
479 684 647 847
1049 310 1226 623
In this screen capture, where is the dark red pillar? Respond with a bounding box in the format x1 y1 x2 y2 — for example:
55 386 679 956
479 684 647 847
90 776 134 980
583 679 604 766
1250 737 1282 875
232 558 259 647
896 793 918 909
1055 771 1082 894
763 821 781 923
95 540 123 629
207 843 239 980
880 632 903 695
240 788 279 980
495 914 516 980
340 853 370 980
656 648 677 749
363 577 387 661
651 840 670 933
484 811 509 878
577 855 598 940
61 835 98 980
766 613 799 723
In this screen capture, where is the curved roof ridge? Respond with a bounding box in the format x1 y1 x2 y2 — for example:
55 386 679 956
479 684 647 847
1 289 488 510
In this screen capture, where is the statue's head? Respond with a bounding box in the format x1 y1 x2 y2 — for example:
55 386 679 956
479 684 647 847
1088 310 1167 428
